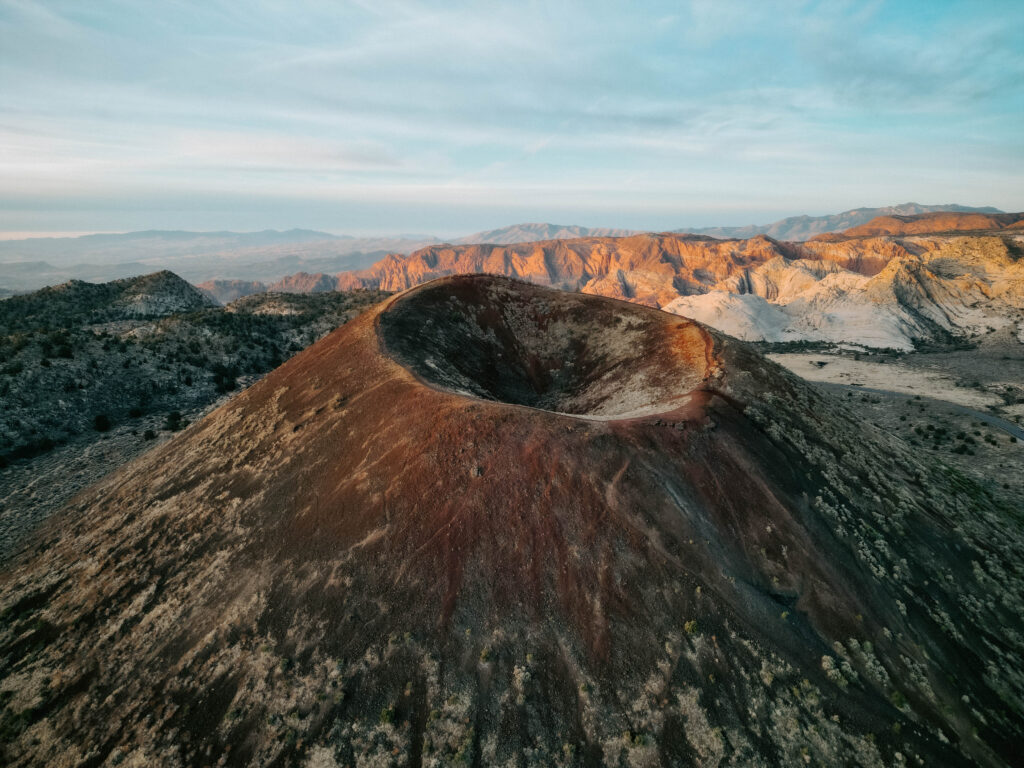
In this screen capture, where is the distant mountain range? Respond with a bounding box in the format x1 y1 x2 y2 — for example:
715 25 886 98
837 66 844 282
675 203 1004 241
0 204 1008 293
828 210 1024 239
0 229 339 265
450 206 1006 246
0 230 439 292
453 222 639 244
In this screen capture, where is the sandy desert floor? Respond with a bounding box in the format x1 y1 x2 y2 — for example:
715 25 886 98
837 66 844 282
769 325 1024 415
772 329 1024 513
768 353 1004 408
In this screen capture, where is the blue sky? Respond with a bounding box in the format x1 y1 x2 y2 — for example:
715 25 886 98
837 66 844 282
0 0 1022 236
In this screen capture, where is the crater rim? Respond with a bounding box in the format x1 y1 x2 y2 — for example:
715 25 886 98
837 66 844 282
378 275 715 421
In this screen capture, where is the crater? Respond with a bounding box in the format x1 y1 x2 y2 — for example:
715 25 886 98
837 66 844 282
378 276 714 419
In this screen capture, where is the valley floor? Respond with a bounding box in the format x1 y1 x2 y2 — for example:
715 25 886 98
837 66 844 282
768 353 1004 409
769 325 1024 412
771 331 1024 513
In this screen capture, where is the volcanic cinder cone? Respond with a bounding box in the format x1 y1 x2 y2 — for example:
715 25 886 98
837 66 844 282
2 275 1023 767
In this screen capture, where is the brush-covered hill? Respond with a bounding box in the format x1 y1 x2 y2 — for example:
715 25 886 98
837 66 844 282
0 270 216 330
0 270 390 467
0 274 390 557
1 275 1021 766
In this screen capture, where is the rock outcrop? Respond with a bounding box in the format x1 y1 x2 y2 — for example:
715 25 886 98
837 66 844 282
669 236 1024 349
267 271 343 294
335 234 806 304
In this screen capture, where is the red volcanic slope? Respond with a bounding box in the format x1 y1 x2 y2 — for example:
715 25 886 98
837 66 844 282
1 276 1022 766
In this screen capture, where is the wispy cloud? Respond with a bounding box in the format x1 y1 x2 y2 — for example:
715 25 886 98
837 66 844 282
0 0 1021 233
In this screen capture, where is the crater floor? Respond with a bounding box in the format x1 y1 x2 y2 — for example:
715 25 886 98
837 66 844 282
378 276 715 419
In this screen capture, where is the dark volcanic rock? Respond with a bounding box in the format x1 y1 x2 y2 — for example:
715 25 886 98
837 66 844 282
0 275 1022 767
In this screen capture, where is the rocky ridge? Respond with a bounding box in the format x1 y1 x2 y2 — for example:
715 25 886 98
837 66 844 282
667 235 1024 349
676 203 1005 242
821 212 1024 239
321 218 1024 349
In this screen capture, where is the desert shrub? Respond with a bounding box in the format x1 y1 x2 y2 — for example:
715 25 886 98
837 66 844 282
211 362 239 394
163 411 186 431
